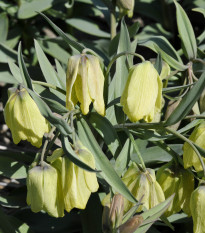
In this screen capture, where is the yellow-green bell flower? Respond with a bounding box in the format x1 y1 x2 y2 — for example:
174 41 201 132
157 161 194 217
116 0 135 18
183 121 205 172
4 87 50 148
190 184 205 233
52 142 99 213
122 163 165 213
26 162 64 218
66 54 105 116
120 61 162 123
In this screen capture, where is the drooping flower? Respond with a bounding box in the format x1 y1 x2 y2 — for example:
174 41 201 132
4 86 50 147
120 163 165 213
156 161 194 217
66 54 105 116
183 121 205 172
190 184 205 233
52 141 99 212
120 61 162 123
116 0 135 18
26 162 64 218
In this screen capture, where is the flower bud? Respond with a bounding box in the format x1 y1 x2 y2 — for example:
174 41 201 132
157 161 194 217
109 194 124 229
102 194 124 233
26 162 64 217
117 215 143 233
122 163 165 213
120 61 162 122
54 142 99 212
66 54 105 116
116 0 135 18
164 100 181 130
190 185 205 233
183 121 205 172
4 86 50 147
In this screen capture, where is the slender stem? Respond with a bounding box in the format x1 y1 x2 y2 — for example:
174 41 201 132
45 130 60 157
110 8 116 40
105 52 145 80
193 58 205 66
114 122 164 130
127 131 146 172
32 81 66 95
152 140 180 165
185 115 205 119
40 126 56 165
166 127 205 177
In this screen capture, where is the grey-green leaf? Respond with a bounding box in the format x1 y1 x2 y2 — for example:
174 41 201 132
77 117 137 204
27 89 72 135
174 0 197 59
38 12 85 52
165 71 205 126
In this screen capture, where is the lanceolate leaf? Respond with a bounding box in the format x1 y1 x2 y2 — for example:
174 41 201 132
174 0 197 59
77 117 137 204
38 12 85 53
17 43 33 90
34 40 65 100
134 195 174 233
27 89 72 135
165 72 205 126
89 112 121 157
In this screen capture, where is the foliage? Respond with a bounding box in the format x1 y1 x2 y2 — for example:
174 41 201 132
0 0 205 232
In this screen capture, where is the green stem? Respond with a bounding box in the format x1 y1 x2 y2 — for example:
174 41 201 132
193 58 205 66
32 81 66 95
152 140 180 165
185 115 205 119
110 8 116 40
127 131 146 172
114 122 164 130
40 126 56 166
166 127 205 177
105 52 145 80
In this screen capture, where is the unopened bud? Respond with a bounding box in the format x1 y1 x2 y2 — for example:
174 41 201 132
117 215 143 233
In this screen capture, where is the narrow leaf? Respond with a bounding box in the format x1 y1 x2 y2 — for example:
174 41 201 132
134 195 174 233
165 72 205 126
38 12 85 52
77 117 137 204
174 0 197 59
89 112 121 157
34 40 65 100
27 89 72 135
17 43 33 90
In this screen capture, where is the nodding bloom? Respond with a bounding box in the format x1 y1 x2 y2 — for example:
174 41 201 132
116 0 135 18
121 163 165 213
157 161 194 217
120 61 162 123
26 162 64 218
190 184 205 233
183 121 205 172
4 86 50 148
66 54 105 116
52 141 99 213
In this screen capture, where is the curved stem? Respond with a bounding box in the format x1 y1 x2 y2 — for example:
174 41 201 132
193 58 205 66
127 131 146 172
166 127 205 177
40 126 56 166
105 52 145 80
32 81 66 95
